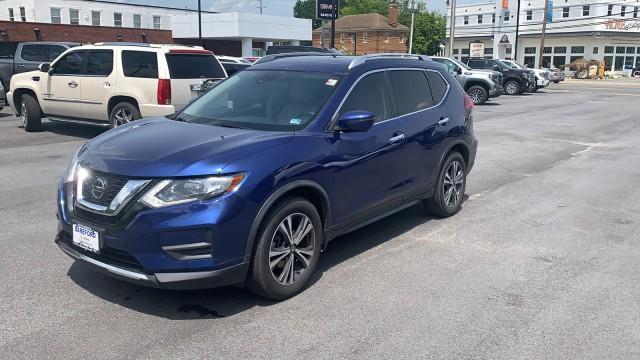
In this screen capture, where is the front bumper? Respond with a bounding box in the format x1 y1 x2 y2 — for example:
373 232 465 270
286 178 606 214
56 234 248 290
56 178 257 290
489 84 503 97
6 91 15 113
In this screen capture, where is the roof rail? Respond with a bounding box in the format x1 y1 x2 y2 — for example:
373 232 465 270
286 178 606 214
93 42 151 47
348 53 431 69
255 52 343 65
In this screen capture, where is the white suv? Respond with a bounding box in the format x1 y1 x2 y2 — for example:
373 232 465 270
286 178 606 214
7 43 226 131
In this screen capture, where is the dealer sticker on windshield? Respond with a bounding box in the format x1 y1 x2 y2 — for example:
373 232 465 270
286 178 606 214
325 79 338 86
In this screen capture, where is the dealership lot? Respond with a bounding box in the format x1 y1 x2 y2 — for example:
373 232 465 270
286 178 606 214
1 80 639 359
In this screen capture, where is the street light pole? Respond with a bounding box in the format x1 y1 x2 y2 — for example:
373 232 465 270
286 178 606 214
448 0 456 57
198 0 203 47
409 0 415 54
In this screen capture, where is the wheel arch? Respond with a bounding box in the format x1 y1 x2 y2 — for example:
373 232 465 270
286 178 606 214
464 80 490 92
107 96 139 116
438 141 471 172
12 88 39 115
243 180 332 263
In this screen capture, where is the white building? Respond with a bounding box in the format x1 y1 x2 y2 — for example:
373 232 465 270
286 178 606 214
446 0 640 70
0 0 312 57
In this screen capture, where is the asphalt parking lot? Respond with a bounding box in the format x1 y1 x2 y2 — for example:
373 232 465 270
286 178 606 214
1 79 639 359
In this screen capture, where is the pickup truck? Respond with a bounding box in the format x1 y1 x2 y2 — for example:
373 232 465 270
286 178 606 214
502 59 550 91
0 42 79 102
431 56 503 105
465 58 535 95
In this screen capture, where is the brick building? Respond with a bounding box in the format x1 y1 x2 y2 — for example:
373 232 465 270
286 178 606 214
312 2 409 55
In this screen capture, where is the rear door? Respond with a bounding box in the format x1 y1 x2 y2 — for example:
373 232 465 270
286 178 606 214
42 50 87 117
81 49 115 121
389 69 450 198
164 51 227 111
17 44 67 73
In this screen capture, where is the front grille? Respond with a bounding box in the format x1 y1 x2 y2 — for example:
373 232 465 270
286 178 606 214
59 232 144 272
81 171 129 207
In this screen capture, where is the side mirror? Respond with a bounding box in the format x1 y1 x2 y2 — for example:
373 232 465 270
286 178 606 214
456 67 463 74
39 63 50 73
493 65 501 71
337 111 375 132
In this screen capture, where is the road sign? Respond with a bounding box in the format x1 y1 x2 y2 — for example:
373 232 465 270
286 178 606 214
317 0 339 20
469 42 485 58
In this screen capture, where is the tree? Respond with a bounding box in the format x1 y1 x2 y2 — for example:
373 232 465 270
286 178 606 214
340 0 388 16
410 11 446 55
294 0 322 29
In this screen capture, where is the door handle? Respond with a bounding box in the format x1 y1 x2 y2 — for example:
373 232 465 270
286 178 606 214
438 117 450 126
68 81 78 88
17 64 25 68
389 133 406 144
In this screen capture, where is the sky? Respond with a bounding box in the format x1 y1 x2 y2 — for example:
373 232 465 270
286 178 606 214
120 0 489 16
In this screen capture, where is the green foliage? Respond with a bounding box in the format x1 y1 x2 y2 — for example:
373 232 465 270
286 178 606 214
410 11 446 55
294 0 322 29
340 0 389 16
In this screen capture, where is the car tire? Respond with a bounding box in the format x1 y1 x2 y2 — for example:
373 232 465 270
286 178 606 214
467 85 488 105
633 71 640 78
20 94 42 132
553 80 560 83
424 152 466 218
504 80 521 95
109 102 141 128
247 196 322 300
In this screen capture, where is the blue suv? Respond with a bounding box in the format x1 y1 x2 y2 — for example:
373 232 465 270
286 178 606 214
56 54 477 299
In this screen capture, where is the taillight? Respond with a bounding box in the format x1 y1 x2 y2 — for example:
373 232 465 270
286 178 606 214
157 79 171 105
463 93 474 111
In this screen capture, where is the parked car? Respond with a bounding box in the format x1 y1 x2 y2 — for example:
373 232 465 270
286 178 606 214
632 65 640 78
242 56 261 63
502 60 549 91
546 67 566 83
217 56 252 76
465 58 534 95
7 43 227 131
55 53 477 299
0 42 79 102
432 56 503 105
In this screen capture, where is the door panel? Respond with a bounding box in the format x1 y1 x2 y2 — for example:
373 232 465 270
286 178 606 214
327 71 408 227
81 50 115 121
42 50 86 118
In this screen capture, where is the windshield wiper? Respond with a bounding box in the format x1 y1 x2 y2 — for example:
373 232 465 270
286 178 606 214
214 123 245 129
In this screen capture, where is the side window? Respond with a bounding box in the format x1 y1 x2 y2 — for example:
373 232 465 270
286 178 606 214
86 50 113 76
47 45 66 62
338 72 390 123
441 59 458 73
122 50 158 78
53 51 86 75
388 70 434 116
467 59 483 68
21 45 50 62
425 71 449 104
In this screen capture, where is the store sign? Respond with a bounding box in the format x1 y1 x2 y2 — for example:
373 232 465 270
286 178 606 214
469 42 485 57
502 0 509 9
546 0 553 23
605 19 640 30
316 0 339 20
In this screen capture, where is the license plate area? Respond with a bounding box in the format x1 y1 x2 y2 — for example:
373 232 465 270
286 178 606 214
72 223 101 253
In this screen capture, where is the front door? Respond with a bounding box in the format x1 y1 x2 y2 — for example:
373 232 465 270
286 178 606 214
81 50 115 121
327 71 408 228
42 50 86 118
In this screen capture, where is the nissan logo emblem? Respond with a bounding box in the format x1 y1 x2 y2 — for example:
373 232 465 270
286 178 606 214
91 178 107 200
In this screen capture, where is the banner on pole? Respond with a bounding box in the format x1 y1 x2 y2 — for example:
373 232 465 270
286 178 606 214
546 0 553 22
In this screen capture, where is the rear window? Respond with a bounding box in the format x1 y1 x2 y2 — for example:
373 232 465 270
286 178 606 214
122 50 158 78
165 54 226 79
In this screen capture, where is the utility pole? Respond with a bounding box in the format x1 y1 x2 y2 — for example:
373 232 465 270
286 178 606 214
514 0 521 61
409 0 415 54
257 0 265 15
321 21 326 48
448 0 456 57
330 0 336 48
197 0 203 47
538 0 549 68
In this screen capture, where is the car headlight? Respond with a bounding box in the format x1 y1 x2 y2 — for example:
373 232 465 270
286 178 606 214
141 174 245 208
64 146 84 183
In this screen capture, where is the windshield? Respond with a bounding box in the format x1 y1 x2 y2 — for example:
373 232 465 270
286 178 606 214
449 57 471 70
508 61 524 69
178 70 341 131
494 60 512 70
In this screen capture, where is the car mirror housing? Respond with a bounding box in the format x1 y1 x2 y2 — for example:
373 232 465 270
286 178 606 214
39 63 51 73
493 65 501 71
336 111 375 133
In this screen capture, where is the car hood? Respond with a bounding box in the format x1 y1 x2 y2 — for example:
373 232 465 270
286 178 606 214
468 69 501 77
9 70 41 87
79 118 292 177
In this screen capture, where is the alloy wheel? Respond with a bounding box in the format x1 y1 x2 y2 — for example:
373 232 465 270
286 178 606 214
506 82 518 95
113 108 133 127
469 89 483 104
443 160 464 208
269 213 315 286
20 102 27 127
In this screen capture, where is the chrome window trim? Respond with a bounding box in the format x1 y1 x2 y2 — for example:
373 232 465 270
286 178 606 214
75 170 150 216
329 67 451 130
